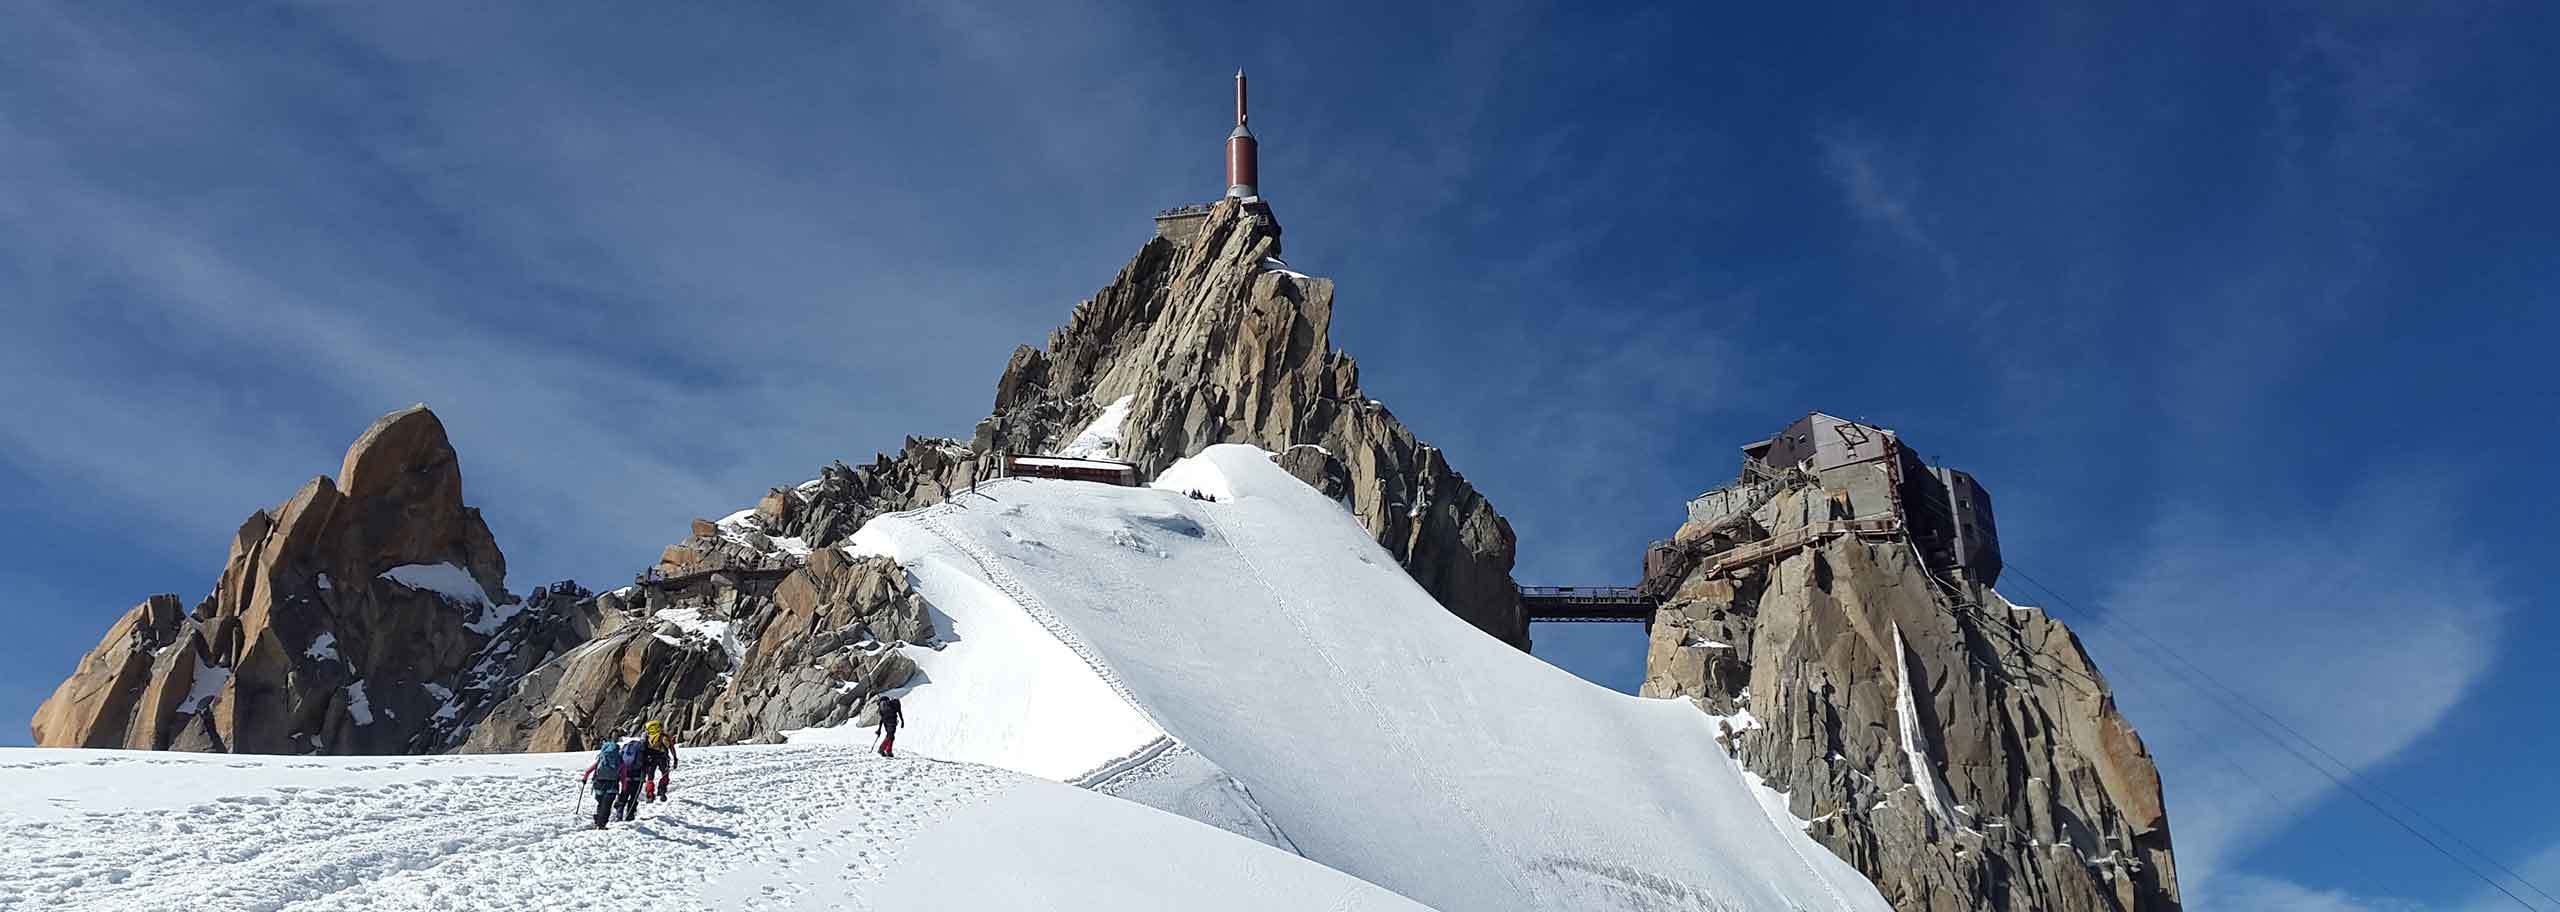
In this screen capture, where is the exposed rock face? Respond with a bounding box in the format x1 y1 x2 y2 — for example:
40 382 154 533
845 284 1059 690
31 406 524 754
1641 471 2179 912
661 437 979 576
972 199 1523 644
467 198 1525 752
457 550 927 753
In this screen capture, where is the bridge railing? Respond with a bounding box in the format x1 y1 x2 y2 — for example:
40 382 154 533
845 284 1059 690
1517 586 1644 600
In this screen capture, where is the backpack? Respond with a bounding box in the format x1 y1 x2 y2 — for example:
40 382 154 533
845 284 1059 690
619 737 647 773
648 731 670 752
592 741 625 780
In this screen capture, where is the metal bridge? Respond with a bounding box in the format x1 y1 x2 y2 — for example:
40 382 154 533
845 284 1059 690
639 561 803 591
1517 586 1657 624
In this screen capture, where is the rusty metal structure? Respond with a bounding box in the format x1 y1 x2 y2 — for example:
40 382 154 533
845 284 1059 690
1226 69 1258 199
1697 412 2002 591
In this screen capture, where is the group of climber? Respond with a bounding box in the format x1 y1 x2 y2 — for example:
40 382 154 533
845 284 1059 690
580 720 681 830
576 697 907 831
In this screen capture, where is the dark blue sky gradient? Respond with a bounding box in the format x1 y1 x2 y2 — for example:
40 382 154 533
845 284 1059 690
3 3 2554 907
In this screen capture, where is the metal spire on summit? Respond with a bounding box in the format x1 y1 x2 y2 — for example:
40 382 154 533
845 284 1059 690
1226 69 1258 199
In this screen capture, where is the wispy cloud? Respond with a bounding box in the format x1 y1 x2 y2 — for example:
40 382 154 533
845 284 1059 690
1817 124 1956 280
2195 872 2433 912
0 1 1180 591
2199 838 2560 912
2089 477 2508 885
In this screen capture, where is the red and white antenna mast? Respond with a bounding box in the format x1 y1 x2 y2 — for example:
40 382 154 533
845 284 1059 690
1226 69 1258 199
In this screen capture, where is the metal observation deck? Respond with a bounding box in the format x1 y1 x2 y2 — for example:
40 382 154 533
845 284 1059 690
1517 586 1657 624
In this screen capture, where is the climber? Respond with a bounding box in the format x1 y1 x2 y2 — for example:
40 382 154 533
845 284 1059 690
579 737 628 830
611 733 650 821
639 720 680 802
876 696 905 758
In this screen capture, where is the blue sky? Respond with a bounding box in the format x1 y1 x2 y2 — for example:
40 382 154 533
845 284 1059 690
4 1 2555 907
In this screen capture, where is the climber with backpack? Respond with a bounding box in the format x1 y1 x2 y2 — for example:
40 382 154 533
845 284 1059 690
610 733 650 821
579 735 629 830
638 720 680 803
876 696 904 758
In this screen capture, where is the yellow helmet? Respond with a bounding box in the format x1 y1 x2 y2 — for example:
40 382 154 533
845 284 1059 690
645 720 662 735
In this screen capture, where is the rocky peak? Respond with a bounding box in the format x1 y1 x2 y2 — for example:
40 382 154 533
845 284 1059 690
32 405 518 754
1640 422 2178 912
480 198 1531 753
974 199 1524 643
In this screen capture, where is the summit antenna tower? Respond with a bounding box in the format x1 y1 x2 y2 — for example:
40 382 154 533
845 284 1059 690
1226 69 1258 199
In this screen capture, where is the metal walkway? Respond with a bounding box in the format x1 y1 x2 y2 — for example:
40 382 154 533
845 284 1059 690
639 562 802 591
1517 586 1657 624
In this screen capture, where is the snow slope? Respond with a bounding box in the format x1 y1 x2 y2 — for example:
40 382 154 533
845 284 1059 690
794 498 1294 849
0 745 1429 911
838 444 1892 911
7 445 1896 911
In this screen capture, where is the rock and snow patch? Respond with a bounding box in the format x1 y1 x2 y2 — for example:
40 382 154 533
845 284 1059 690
1707 706 1763 735
378 563 490 606
654 607 743 670
464 601 524 636
715 508 814 558
420 683 458 722
1892 623 1966 825
379 562 522 634
342 681 375 726
1055 394 1136 460
304 633 339 662
175 659 228 714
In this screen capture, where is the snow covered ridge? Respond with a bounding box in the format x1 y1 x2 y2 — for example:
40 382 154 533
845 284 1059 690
0 746 1429 911
820 444 1891 911
9 443 1886 909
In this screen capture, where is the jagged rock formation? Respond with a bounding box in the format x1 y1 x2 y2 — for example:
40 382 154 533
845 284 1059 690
31 406 527 754
652 199 1522 646
31 199 1518 757
1640 435 2178 912
458 549 927 753
972 199 1523 643
657 438 980 577
502 197 1525 749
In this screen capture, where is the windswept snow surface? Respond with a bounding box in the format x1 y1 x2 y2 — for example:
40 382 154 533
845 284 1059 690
1054 394 1134 459
0 746 1429 912
852 444 1892 911
793 518 1163 784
